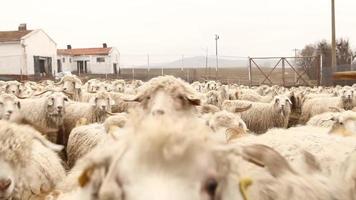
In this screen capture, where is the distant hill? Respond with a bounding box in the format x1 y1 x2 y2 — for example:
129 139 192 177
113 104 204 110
138 56 249 68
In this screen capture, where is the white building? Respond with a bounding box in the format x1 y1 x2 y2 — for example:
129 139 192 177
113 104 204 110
0 24 57 77
57 44 120 75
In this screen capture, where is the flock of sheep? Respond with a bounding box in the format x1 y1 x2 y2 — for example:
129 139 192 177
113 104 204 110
0 74 355 200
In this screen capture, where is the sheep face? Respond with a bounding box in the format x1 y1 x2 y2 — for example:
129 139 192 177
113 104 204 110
0 159 15 199
46 92 69 117
205 91 219 106
206 81 217 91
340 89 354 101
96 119 233 200
5 82 21 96
329 116 356 136
138 88 200 117
0 94 20 120
89 94 114 113
86 80 99 93
273 96 292 117
62 79 81 95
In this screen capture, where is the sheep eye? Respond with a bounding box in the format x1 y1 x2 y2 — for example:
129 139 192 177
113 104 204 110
0 102 3 106
339 122 344 125
204 178 218 197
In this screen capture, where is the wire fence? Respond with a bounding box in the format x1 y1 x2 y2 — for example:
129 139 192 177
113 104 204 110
0 54 355 85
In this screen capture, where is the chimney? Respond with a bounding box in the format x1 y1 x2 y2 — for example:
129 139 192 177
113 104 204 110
103 43 107 48
18 23 27 31
67 45 72 49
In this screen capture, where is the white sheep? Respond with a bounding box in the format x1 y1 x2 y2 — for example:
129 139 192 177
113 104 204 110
19 91 69 144
63 92 115 145
0 93 21 121
0 120 65 200
300 89 354 124
222 95 292 134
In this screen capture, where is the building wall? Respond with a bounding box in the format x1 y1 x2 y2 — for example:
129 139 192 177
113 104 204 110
58 55 75 72
23 30 57 75
0 43 24 75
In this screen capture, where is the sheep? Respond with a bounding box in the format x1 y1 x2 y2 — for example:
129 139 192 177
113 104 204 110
19 91 69 145
306 110 356 128
54 115 251 200
0 121 65 200
125 75 201 118
222 95 292 134
300 89 354 124
63 92 115 146
231 144 349 200
82 79 99 93
55 75 82 101
232 125 356 175
203 90 220 106
207 110 249 143
66 113 128 168
0 93 21 121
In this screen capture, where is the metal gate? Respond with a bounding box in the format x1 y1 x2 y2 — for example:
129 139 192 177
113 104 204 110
248 56 321 87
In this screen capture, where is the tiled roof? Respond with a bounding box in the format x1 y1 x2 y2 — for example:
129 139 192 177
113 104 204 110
57 47 112 56
0 30 33 42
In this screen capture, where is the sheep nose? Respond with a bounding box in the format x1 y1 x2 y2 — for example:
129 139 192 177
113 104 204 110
7 110 12 114
152 109 165 116
57 106 63 110
101 105 107 110
0 179 11 191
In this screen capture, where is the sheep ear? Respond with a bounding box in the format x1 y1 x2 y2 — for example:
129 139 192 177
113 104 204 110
186 95 201 106
287 99 292 105
240 144 296 178
301 150 321 173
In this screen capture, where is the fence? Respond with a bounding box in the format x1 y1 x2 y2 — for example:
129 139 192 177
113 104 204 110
1 54 353 86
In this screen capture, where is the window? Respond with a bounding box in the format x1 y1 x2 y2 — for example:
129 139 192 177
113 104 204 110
69 58 72 63
96 57 105 63
62 57 65 63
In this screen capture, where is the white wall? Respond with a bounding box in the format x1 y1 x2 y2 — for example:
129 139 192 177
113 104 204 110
0 43 24 75
58 55 76 72
23 30 57 75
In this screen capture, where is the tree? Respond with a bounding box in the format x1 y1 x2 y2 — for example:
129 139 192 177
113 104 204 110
298 38 354 79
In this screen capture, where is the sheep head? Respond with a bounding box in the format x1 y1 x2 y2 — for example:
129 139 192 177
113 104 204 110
0 94 20 121
273 95 292 117
96 117 245 200
46 92 69 118
329 114 356 136
57 75 82 95
89 92 115 114
127 76 200 117
5 81 22 97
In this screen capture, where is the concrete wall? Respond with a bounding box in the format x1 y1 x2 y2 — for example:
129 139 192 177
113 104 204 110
23 30 57 75
0 43 25 75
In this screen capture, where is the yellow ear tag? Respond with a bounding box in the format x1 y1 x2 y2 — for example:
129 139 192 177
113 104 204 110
239 177 253 200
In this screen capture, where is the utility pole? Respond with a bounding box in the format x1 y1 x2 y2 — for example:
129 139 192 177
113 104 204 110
205 48 208 79
147 54 150 72
181 55 184 71
331 0 337 73
215 34 219 80
292 48 299 83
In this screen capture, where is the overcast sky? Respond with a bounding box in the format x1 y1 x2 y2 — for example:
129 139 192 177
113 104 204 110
1 0 356 61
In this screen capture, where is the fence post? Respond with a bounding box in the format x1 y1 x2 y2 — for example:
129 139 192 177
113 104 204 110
319 54 323 85
282 58 285 86
248 57 252 86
